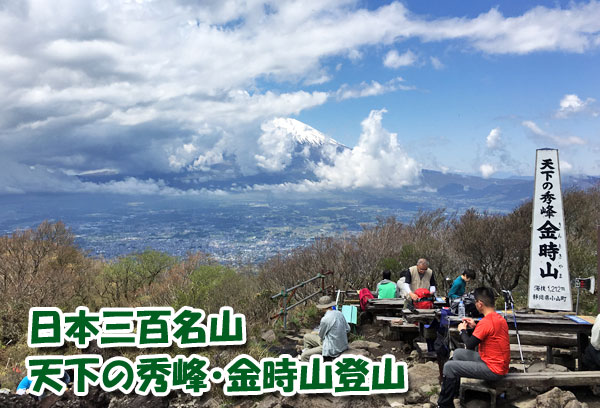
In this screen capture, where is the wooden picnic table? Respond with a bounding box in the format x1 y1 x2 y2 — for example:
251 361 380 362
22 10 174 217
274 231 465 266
447 313 595 367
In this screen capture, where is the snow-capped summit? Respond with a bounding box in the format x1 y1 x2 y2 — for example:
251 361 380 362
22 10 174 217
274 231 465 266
268 117 343 147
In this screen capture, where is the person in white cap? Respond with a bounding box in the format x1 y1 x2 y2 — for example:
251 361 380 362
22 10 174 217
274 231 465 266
300 295 350 361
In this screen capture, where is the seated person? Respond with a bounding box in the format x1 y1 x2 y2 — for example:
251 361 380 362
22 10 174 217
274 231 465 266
16 376 32 395
582 313 600 370
300 296 350 361
448 269 476 300
437 287 510 408
403 258 436 301
373 269 398 299
16 371 70 396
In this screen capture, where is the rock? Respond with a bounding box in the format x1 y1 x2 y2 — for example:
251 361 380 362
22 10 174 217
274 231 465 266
202 398 222 408
408 350 419 360
255 395 281 408
233 400 255 408
405 390 422 404
261 329 277 343
385 394 405 407
349 340 380 349
511 397 538 408
565 401 589 408
0 393 38 407
418 384 436 395
167 394 216 407
342 348 370 357
284 394 336 408
535 387 586 408
108 394 176 408
398 361 440 404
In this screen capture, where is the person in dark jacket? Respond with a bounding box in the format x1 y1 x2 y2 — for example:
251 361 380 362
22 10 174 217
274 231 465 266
447 269 476 300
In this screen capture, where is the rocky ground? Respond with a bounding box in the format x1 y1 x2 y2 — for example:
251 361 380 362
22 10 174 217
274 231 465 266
2 321 599 407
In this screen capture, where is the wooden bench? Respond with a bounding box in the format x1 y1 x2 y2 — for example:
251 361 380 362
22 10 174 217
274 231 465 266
460 371 600 408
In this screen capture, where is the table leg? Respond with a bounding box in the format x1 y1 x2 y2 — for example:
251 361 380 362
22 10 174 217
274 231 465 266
546 346 553 366
577 332 590 371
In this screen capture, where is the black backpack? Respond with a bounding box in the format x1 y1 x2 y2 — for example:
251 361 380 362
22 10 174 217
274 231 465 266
450 291 483 318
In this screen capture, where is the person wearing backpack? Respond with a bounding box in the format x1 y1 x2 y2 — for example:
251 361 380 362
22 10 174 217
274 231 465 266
437 287 510 408
447 269 476 300
373 269 398 299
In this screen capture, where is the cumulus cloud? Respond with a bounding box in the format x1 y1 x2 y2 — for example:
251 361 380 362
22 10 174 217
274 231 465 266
479 164 495 178
383 50 417 68
522 120 586 146
254 120 296 172
313 109 421 189
480 127 528 176
486 128 502 149
556 94 596 118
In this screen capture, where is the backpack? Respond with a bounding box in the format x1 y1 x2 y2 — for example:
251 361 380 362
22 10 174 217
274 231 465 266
359 288 374 311
450 291 483 318
413 288 433 309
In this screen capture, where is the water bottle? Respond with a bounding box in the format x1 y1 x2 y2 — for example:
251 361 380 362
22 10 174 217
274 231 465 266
458 300 466 319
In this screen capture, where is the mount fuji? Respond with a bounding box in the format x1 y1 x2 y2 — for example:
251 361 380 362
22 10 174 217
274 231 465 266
79 117 350 190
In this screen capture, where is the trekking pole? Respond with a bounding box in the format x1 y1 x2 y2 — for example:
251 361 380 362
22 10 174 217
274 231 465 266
502 290 526 373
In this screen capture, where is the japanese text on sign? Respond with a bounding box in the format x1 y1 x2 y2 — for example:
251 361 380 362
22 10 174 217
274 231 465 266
528 149 572 310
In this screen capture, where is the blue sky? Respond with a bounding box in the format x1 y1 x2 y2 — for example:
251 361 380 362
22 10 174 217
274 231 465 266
0 0 599 194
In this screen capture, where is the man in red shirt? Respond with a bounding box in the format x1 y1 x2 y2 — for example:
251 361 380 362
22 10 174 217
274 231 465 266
437 287 510 408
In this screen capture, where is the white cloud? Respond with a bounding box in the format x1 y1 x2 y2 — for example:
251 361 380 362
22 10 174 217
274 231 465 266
560 160 573 173
313 109 421 189
522 120 585 146
556 94 596 118
479 164 495 178
522 121 545 136
430 56 444 69
486 127 501 149
383 50 417 68
336 77 414 100
254 120 296 172
414 3 600 54
347 49 363 61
